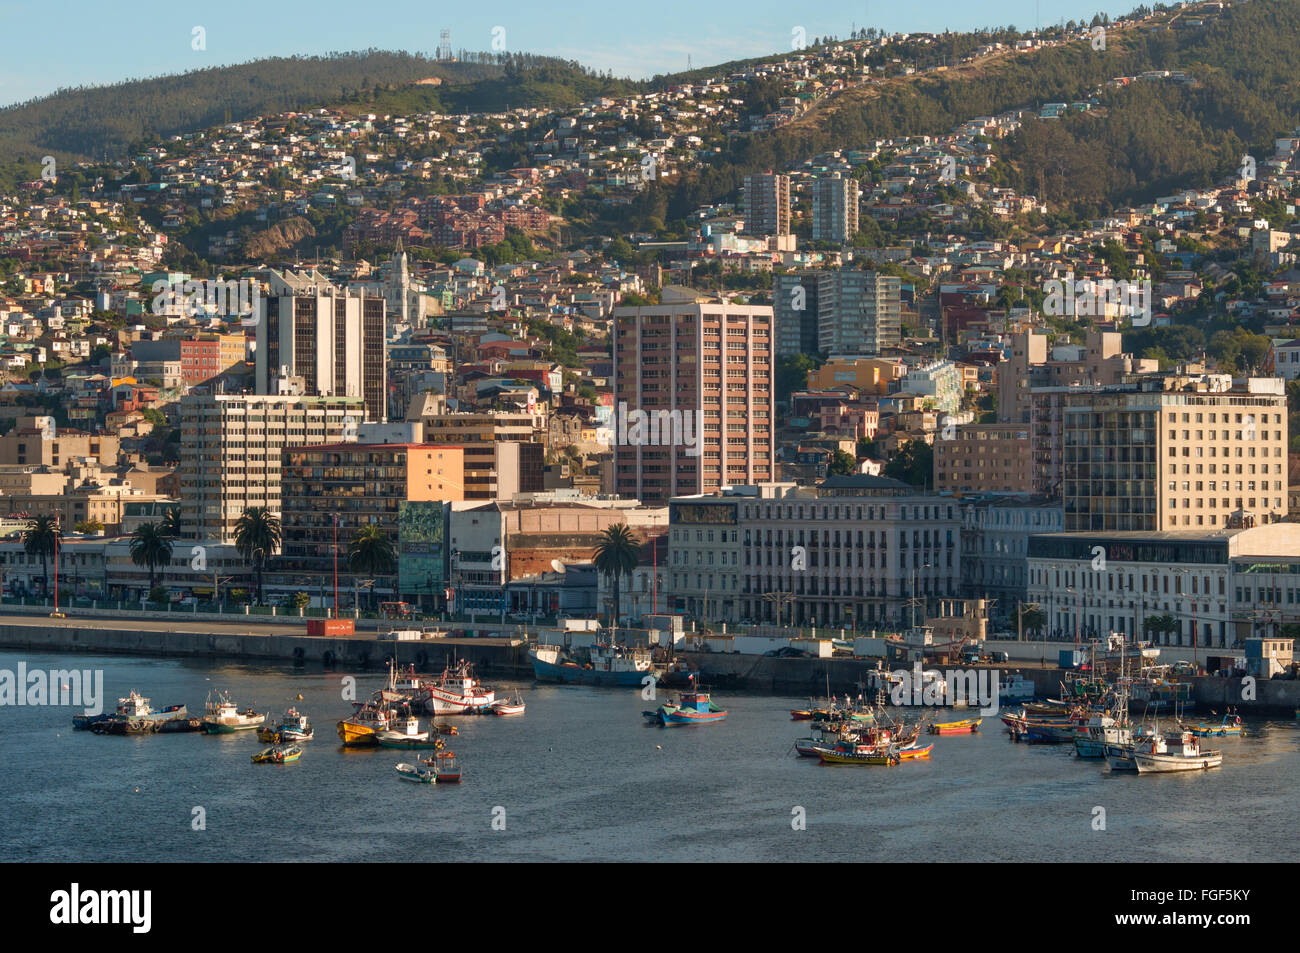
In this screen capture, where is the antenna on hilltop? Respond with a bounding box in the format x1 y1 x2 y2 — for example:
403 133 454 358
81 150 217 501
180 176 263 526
437 29 452 62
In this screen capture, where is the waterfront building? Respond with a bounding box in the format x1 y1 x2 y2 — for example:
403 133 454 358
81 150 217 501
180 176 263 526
1026 522 1300 650
1061 373 1288 532
959 495 1063 622
669 477 961 629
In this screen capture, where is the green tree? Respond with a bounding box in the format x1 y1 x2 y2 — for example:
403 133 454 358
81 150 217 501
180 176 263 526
129 522 174 594
1018 605 1047 638
74 518 105 535
828 449 858 476
593 524 640 623
22 515 61 595
348 524 397 608
883 440 934 487
233 507 282 605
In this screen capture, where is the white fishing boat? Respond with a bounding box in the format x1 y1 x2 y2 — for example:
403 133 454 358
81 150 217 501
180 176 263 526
200 691 266 734
395 762 437 783
998 674 1036 703
1132 730 1223 773
418 660 494 714
491 692 526 716
375 715 439 749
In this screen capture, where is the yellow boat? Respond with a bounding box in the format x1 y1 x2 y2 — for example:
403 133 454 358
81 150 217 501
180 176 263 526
336 704 390 746
929 718 982 736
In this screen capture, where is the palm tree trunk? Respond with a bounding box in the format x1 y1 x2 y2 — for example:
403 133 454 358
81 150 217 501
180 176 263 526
41 554 48 595
612 571 621 624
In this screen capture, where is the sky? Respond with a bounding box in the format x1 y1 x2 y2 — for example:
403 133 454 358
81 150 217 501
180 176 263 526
0 0 1143 107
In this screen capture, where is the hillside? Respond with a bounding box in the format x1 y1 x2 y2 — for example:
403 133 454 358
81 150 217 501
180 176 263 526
0 51 511 162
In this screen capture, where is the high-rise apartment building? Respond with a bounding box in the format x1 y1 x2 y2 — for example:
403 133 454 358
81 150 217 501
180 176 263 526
612 296 774 503
773 273 820 358
741 172 791 237
254 269 387 421
811 173 861 244
412 407 546 500
815 269 901 356
1062 375 1288 532
179 393 363 543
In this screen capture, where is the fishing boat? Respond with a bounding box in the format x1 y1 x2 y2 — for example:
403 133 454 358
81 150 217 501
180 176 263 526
928 717 982 735
1132 730 1223 773
897 741 934 761
418 660 495 714
275 708 314 741
1185 713 1243 737
529 642 654 687
491 692 526 716
1073 713 1132 759
78 692 187 732
817 733 901 765
395 762 437 783
999 675 1036 703
375 715 443 749
252 744 302 764
336 702 392 746
427 749 462 783
200 692 265 734
643 690 727 726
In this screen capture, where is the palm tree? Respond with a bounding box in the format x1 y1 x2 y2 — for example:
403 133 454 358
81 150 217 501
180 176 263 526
348 525 396 609
593 524 640 625
233 507 281 605
22 515 61 596
161 505 181 538
129 522 174 595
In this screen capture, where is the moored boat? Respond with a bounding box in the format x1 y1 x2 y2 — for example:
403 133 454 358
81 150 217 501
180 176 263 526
1132 730 1223 773
1185 713 1243 737
375 715 443 749
929 717 982 735
395 762 437 783
427 749 462 783
200 691 265 734
491 692 525 716
336 702 391 746
529 642 653 687
644 691 727 726
417 660 494 714
252 744 302 764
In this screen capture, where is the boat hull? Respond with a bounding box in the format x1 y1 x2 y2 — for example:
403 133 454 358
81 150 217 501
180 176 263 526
336 721 380 746
1133 752 1222 773
530 656 649 686
818 749 899 765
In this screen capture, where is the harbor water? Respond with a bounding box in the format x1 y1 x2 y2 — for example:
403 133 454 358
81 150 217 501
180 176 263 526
2 651 1296 862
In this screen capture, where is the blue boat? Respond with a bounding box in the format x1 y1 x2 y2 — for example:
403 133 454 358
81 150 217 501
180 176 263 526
530 643 655 687
644 691 727 726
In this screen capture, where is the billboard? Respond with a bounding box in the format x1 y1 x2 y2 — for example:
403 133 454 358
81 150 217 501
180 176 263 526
398 500 446 598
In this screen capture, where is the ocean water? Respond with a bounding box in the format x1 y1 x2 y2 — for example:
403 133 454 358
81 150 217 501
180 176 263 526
1 650 1296 862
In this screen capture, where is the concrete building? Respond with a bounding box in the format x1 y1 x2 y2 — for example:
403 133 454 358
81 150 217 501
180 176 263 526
413 406 545 500
807 357 902 395
669 477 961 629
612 297 774 503
998 329 1158 426
0 420 120 468
773 272 819 359
901 360 962 414
741 172 791 237
811 173 861 244
815 269 901 356
254 269 387 421
960 496 1063 621
934 423 1033 493
277 443 465 580
1062 374 1288 532
1027 523 1300 650
131 333 246 386
178 393 363 544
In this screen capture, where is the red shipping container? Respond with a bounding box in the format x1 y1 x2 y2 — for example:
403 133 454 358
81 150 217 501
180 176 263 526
307 619 355 637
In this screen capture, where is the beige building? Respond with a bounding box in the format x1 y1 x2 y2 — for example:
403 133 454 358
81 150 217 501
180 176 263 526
1063 375 1288 532
612 296 774 503
0 419 120 468
999 329 1157 425
807 357 902 395
179 393 364 544
413 404 546 500
933 423 1033 493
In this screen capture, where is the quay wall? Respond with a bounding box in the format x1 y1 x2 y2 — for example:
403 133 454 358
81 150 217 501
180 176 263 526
0 623 532 676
